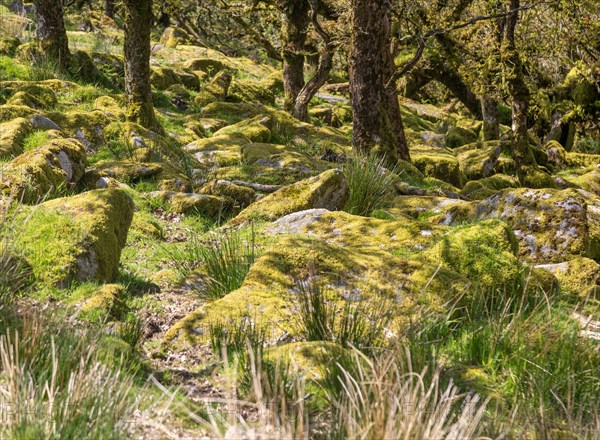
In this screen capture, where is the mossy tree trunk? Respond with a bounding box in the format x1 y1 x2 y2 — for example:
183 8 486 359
350 0 410 163
33 0 70 68
481 95 500 141
281 0 311 113
501 0 536 172
123 0 161 133
293 0 335 121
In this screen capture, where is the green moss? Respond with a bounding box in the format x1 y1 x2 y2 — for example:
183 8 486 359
150 66 182 91
15 188 134 287
231 169 349 224
422 219 523 294
194 71 231 107
199 180 256 209
229 78 275 105
213 116 272 143
446 125 478 149
148 190 231 216
455 141 503 181
0 37 20 56
94 160 163 182
566 152 600 168
411 146 465 188
460 174 518 200
1 138 86 202
93 96 126 120
1 82 58 109
0 117 32 157
81 283 128 321
0 104 35 123
536 258 600 297
46 110 110 145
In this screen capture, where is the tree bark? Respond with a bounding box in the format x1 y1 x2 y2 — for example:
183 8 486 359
293 0 335 121
501 0 536 171
281 0 311 113
481 95 500 141
350 0 410 163
123 0 161 133
33 0 70 68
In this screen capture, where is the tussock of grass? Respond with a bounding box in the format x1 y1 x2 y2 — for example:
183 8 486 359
342 152 397 216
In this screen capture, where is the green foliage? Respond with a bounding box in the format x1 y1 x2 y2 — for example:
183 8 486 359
575 136 600 154
342 152 397 216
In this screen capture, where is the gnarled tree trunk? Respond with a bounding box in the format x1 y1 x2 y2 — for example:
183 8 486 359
350 0 410 163
293 0 335 121
33 0 70 68
123 0 161 133
281 0 311 113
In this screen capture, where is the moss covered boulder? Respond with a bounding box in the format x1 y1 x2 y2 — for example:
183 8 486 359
1 138 86 201
94 161 163 182
194 71 232 107
148 190 231 216
16 189 134 287
199 179 256 209
0 117 33 158
474 188 600 263
535 257 600 297
460 174 518 200
455 141 502 181
421 219 523 294
411 146 465 188
213 116 272 143
184 133 250 167
230 169 349 224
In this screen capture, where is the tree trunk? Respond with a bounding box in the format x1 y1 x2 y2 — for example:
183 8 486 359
501 0 536 172
481 95 500 141
350 0 410 163
33 0 70 68
433 63 483 119
293 2 335 121
104 0 115 18
282 1 311 113
123 0 161 133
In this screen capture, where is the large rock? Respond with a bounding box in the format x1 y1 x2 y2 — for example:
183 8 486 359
411 146 465 188
16 189 134 287
455 141 502 181
148 190 231 216
0 138 86 201
230 169 349 224
535 257 600 297
0 117 32 158
475 188 600 263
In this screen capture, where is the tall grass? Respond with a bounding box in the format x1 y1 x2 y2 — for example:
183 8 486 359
330 348 489 439
0 196 32 305
0 314 136 439
165 226 258 299
291 279 392 351
342 152 398 216
406 283 600 437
